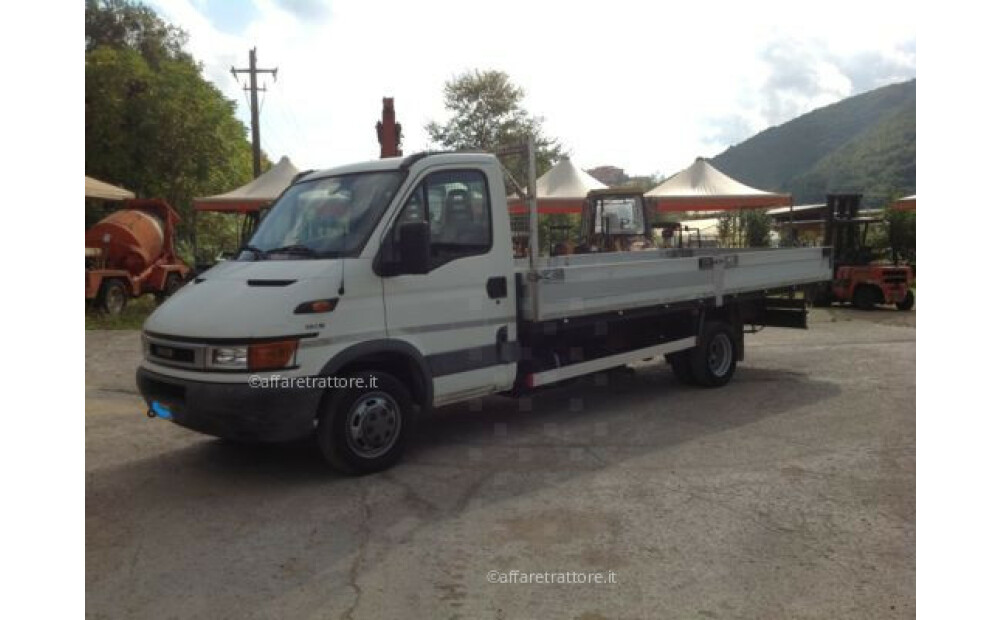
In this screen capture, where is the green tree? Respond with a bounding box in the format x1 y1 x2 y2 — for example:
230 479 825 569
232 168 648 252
717 209 773 247
426 69 564 189
538 213 581 255
85 0 190 67
883 207 916 265
85 0 260 259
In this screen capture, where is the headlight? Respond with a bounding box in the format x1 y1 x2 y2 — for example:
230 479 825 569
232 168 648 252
209 346 248 369
207 340 298 371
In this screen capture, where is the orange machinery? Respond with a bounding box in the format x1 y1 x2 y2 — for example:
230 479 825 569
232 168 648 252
85 199 190 315
813 194 914 311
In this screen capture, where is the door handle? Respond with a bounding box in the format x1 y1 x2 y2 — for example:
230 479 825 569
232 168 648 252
486 276 507 299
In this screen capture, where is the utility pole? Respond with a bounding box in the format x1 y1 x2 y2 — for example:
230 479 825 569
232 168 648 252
231 48 277 178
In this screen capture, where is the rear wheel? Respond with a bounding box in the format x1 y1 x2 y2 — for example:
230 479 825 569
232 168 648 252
97 279 128 316
316 371 413 475
690 321 738 388
852 286 879 311
896 290 914 311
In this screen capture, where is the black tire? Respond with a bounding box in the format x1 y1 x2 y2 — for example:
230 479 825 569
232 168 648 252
97 279 128 316
316 371 413 475
852 286 879 311
156 273 184 302
896 290 914 311
690 321 738 388
666 351 697 385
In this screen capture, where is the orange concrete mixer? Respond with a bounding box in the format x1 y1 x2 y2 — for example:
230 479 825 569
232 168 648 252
85 199 190 315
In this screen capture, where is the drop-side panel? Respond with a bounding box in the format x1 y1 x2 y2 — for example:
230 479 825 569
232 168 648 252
517 247 831 322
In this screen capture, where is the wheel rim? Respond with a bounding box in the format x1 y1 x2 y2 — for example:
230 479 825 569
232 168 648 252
707 333 733 378
345 392 401 459
106 286 125 314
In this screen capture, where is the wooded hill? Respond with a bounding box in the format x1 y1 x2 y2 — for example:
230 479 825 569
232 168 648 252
711 79 915 207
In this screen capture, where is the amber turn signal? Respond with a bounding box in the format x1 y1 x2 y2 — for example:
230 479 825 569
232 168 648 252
248 340 298 371
294 298 339 314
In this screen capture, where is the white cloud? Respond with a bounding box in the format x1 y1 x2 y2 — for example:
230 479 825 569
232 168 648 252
147 0 915 178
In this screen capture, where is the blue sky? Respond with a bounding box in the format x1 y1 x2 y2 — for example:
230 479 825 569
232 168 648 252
149 0 915 178
198 1 257 34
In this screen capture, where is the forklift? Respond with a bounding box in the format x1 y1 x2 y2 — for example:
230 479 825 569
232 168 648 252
813 193 914 311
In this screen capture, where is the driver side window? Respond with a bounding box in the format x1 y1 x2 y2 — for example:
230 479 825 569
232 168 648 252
394 169 493 270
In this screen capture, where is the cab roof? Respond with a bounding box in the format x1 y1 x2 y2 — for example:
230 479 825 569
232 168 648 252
587 187 647 198
299 151 499 184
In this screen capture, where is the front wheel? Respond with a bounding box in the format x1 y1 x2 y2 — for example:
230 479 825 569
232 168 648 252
316 371 413 475
690 321 738 388
896 290 914 311
97 279 128 316
852 286 879 311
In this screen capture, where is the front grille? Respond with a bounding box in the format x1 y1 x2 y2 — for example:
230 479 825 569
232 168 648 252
149 343 195 364
883 270 909 284
143 333 206 369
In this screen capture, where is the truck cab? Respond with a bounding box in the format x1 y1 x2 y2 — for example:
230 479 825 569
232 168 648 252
138 152 518 472
576 188 655 253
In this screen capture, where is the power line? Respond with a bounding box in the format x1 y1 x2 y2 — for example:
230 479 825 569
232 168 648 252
267 79 312 162
258 109 290 165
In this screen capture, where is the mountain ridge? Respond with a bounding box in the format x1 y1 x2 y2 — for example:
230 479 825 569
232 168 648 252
710 79 915 207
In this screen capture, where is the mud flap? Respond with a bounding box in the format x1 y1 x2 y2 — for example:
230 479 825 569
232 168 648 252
763 297 809 329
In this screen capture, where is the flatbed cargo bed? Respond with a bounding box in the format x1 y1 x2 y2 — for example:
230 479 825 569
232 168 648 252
515 246 831 322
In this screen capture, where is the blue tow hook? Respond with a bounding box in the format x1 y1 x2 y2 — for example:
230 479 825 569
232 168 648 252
147 401 174 420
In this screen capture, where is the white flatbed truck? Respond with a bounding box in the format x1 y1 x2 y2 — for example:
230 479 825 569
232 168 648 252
137 150 832 474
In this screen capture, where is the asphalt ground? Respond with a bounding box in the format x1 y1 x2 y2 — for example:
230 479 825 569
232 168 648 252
86 306 915 619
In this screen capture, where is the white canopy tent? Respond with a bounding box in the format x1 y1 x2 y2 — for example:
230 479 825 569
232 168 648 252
767 204 825 217
893 194 916 211
509 158 606 214
645 158 791 212
194 156 300 213
85 176 135 201
536 158 606 199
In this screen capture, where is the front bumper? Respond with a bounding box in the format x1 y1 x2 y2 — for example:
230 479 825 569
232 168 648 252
136 367 324 442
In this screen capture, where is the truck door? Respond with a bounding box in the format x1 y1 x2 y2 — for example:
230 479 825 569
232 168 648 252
381 167 518 405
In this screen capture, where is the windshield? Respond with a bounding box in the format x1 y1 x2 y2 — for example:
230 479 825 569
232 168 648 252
594 196 645 234
242 171 404 260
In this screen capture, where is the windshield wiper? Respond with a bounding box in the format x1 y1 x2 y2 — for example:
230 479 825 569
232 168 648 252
264 244 318 258
238 245 266 260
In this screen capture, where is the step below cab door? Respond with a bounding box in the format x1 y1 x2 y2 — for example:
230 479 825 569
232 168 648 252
380 165 518 406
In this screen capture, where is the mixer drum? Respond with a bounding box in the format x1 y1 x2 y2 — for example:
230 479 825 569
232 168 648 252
85 209 165 275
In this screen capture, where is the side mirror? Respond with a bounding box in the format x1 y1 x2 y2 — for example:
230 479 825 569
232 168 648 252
395 221 431 275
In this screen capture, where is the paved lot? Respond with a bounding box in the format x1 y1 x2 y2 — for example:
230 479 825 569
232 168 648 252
86 307 915 619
